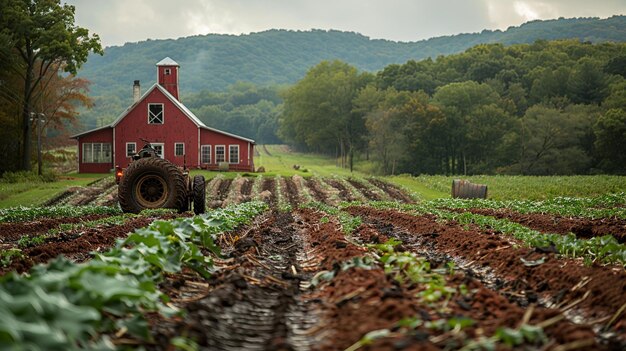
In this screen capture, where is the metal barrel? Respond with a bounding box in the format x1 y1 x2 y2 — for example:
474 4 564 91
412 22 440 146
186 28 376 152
452 179 488 199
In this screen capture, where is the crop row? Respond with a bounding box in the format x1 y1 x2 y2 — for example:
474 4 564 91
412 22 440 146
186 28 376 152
308 203 552 350
0 201 268 350
0 205 122 223
366 201 626 266
431 193 626 219
411 175 626 200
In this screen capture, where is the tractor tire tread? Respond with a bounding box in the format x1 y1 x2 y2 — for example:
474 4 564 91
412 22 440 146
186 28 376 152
118 157 187 213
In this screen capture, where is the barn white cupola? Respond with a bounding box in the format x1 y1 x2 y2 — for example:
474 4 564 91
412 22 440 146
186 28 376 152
156 57 180 100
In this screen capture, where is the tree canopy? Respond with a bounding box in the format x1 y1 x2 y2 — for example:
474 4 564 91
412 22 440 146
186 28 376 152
281 40 626 175
0 0 101 171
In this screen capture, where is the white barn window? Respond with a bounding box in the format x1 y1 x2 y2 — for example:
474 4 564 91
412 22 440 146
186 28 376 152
229 145 239 164
201 145 211 164
82 143 112 163
175 143 184 156
215 145 225 163
126 142 136 157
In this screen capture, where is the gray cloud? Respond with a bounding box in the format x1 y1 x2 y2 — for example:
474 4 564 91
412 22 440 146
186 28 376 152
64 0 626 47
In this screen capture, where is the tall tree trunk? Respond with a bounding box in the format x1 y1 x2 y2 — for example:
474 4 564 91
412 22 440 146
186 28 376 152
349 144 354 173
21 61 34 171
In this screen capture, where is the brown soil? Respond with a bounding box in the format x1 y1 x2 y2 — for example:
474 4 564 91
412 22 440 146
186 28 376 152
325 179 359 202
346 206 626 344
347 178 383 201
261 177 278 208
463 207 626 243
144 208 614 350
240 178 253 196
305 178 329 204
0 214 110 243
368 178 415 203
3 175 624 350
0 214 181 275
216 178 233 201
283 177 300 207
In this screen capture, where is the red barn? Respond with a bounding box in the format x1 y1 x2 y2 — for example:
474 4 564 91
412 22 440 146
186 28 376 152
72 57 255 173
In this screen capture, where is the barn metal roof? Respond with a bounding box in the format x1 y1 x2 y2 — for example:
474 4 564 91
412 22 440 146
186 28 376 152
156 57 179 66
69 125 111 139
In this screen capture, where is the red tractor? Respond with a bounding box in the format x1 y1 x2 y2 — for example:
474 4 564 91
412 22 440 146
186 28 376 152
116 140 206 215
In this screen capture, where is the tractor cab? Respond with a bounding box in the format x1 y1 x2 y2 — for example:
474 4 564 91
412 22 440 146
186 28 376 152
115 139 159 184
133 140 159 160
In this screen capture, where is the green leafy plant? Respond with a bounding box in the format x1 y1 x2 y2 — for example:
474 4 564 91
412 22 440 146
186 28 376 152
0 205 121 223
0 249 23 267
0 201 268 350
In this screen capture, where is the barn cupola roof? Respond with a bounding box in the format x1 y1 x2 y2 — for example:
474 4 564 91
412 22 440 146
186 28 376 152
156 57 180 100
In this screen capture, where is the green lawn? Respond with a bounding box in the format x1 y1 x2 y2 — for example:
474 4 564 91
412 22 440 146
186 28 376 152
0 173 110 208
254 145 375 177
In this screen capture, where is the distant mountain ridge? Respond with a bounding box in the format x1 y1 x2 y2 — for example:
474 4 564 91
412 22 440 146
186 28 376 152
79 15 626 98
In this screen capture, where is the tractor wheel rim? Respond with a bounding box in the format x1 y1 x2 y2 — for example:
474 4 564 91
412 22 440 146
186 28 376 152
135 175 168 208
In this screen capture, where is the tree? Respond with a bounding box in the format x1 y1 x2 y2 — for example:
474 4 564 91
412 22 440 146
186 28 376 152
0 0 101 170
432 81 504 174
516 105 595 174
594 108 626 173
568 57 608 105
279 60 371 170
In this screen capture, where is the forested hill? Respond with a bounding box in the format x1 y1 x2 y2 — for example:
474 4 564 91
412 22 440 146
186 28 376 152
79 16 626 97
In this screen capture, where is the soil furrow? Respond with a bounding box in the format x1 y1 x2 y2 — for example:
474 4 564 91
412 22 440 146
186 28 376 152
283 177 300 207
367 178 415 203
169 212 318 350
261 178 278 208
324 179 358 202
346 179 383 201
461 207 626 243
304 178 329 204
0 214 111 242
346 206 626 346
0 214 182 274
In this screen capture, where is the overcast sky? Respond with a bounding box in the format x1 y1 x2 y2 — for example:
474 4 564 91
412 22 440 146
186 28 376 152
64 0 626 47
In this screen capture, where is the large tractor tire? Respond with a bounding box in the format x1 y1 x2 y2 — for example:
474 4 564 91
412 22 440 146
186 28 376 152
193 175 206 215
118 157 187 213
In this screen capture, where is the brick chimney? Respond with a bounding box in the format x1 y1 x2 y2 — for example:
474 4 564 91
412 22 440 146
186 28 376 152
133 80 141 103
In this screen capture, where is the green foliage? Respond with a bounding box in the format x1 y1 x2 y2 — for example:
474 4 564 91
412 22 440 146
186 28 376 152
279 60 372 169
0 0 102 171
0 249 23 267
0 171 58 184
79 16 626 99
275 38 625 176
594 108 626 172
385 198 626 265
0 201 268 349
0 205 122 223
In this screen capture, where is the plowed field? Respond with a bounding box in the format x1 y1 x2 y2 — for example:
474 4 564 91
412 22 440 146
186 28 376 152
1 175 624 350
